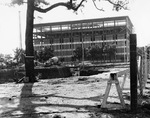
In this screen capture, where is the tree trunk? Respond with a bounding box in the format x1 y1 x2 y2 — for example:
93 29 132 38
25 0 35 82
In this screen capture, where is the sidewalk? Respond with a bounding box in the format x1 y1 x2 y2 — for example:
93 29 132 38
0 68 131 118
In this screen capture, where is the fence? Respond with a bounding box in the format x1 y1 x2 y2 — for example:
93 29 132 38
99 34 150 112
137 45 150 107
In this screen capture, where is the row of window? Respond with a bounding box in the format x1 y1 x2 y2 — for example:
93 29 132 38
34 34 127 44
34 20 127 33
33 27 126 39
53 47 128 56
35 41 128 51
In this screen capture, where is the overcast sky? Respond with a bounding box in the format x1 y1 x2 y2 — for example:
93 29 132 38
0 0 150 55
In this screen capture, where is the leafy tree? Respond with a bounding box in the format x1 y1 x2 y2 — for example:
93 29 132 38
5 54 13 61
88 45 103 61
10 0 128 82
4 54 14 68
73 46 88 61
99 43 117 62
102 44 108 61
73 46 82 61
13 48 25 64
0 54 14 68
35 46 54 62
0 54 4 62
108 43 117 62
4 54 13 64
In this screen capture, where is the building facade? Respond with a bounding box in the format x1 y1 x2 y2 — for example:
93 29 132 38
33 16 133 62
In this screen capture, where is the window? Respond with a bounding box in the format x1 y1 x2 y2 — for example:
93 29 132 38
34 39 40 44
53 38 60 43
117 34 126 39
115 20 126 26
51 25 61 31
93 22 103 28
42 26 50 32
72 23 81 30
84 36 91 42
49 38 53 44
95 35 102 41
63 38 70 43
106 35 113 40
104 20 114 27
62 24 71 30
73 36 80 42
82 22 92 29
43 39 49 44
34 27 41 33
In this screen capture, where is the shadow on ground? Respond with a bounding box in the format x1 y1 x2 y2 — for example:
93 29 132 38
1 77 150 118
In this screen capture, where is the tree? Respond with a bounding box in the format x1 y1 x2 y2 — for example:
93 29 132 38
35 46 54 62
0 54 14 68
10 0 128 82
73 46 83 61
102 44 108 62
5 54 13 61
108 43 117 62
13 48 25 64
0 54 4 62
88 45 103 61
73 46 88 61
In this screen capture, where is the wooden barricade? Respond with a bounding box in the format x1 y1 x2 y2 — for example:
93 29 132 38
137 46 149 95
143 47 148 88
101 68 129 109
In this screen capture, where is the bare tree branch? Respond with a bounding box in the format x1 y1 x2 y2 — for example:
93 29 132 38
34 0 86 13
92 0 104 11
34 2 68 12
71 0 86 11
106 0 128 10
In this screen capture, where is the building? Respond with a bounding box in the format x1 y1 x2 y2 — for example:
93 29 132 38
33 16 133 62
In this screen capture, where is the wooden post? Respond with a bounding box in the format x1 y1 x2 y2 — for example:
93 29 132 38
144 47 148 88
130 34 137 112
138 56 143 96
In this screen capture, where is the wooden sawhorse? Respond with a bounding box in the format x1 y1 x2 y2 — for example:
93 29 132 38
101 69 129 109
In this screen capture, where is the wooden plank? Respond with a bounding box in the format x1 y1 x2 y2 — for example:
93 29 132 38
110 68 129 77
121 73 127 90
101 81 112 108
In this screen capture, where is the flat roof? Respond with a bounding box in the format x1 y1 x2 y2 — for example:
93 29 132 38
34 16 133 27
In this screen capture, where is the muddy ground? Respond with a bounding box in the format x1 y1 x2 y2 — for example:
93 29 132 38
1 68 150 118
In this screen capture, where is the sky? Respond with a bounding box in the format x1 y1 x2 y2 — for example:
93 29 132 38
0 0 150 56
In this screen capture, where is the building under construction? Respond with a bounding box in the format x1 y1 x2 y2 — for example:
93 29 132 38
33 16 133 62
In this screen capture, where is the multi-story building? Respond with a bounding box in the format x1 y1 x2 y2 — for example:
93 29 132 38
33 16 133 62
